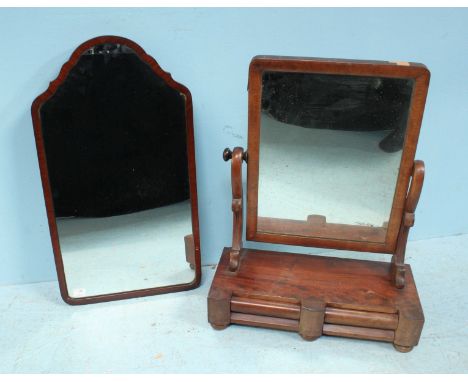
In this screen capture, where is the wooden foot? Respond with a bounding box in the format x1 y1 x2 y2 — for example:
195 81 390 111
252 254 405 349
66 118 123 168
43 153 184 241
207 288 231 329
211 323 229 330
394 305 424 350
299 333 321 341
393 344 414 353
298 297 325 341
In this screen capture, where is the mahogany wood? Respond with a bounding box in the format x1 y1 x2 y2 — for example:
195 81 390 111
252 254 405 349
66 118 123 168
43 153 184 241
392 160 425 287
208 247 424 351
31 36 202 305
325 307 398 330
323 324 395 343
257 216 387 243
209 55 429 352
231 296 300 320
393 304 424 348
393 344 414 353
299 298 326 340
246 56 430 253
231 298 398 330
223 147 248 271
231 313 299 332
184 234 196 270
207 288 231 330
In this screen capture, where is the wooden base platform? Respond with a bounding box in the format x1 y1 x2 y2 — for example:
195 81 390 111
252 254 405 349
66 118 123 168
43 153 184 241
208 247 424 352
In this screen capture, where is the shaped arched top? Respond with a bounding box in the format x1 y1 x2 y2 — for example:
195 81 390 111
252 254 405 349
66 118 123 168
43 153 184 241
32 35 195 217
31 35 200 304
33 35 192 108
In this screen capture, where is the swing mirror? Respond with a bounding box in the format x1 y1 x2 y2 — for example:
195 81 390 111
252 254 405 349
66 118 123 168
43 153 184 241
246 56 430 253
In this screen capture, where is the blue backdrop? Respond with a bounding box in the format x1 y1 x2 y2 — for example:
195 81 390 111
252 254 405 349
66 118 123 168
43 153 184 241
0 8 466 285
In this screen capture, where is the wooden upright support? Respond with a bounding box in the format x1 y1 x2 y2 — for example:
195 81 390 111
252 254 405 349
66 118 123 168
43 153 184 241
392 160 425 288
223 147 248 272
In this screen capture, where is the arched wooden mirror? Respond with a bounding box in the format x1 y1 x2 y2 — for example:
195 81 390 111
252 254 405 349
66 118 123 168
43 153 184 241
32 36 201 304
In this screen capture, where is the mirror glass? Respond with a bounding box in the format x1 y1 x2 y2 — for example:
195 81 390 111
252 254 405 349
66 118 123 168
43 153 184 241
258 71 414 242
38 42 196 298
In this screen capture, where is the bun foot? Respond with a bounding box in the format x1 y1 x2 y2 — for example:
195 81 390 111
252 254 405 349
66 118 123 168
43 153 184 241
300 334 320 342
393 344 414 353
211 323 229 330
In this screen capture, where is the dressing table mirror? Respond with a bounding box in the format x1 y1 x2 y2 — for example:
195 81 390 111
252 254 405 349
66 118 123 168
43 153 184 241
208 56 430 352
32 36 201 304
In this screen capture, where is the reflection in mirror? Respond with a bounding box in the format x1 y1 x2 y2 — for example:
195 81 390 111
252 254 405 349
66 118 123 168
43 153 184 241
258 71 414 242
37 41 196 299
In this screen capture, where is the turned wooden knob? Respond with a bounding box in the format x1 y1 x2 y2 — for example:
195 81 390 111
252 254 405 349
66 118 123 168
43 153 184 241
223 148 232 161
223 147 248 162
243 151 248 163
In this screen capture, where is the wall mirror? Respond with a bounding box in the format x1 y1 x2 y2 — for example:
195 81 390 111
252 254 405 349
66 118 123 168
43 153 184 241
32 36 201 304
246 56 429 254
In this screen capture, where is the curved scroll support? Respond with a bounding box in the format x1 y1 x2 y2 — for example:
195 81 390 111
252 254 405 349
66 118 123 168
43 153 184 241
223 147 248 272
392 160 425 288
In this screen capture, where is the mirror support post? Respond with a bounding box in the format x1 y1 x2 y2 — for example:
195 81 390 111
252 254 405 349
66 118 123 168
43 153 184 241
392 160 425 288
223 147 248 272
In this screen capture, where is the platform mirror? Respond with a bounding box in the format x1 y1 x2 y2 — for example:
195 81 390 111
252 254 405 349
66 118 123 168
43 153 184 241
32 36 201 304
209 56 430 352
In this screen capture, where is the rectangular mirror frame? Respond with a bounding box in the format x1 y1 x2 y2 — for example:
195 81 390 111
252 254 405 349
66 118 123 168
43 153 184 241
246 56 430 254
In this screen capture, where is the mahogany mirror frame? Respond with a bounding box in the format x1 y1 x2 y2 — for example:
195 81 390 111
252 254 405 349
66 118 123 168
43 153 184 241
31 36 201 305
246 55 430 254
